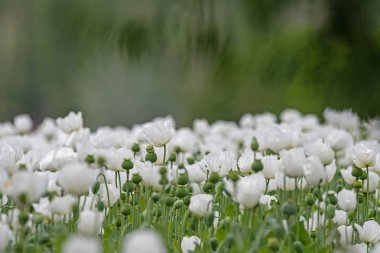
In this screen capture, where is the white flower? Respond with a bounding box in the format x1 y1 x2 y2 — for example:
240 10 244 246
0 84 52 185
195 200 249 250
56 112 83 134
50 195 76 215
305 139 334 165
325 129 353 151
14 114 33 134
58 162 97 196
238 152 254 175
303 156 327 188
236 173 265 208
340 167 356 185
261 155 283 179
334 210 348 226
78 210 104 236
337 225 353 246
186 164 207 183
181 236 201 253
280 148 307 178
337 189 357 211
122 229 166 253
363 171 379 193
355 220 380 244
0 142 19 175
259 195 277 208
143 121 172 147
62 236 101 253
0 223 13 251
40 147 77 172
350 142 377 168
189 194 213 217
172 129 197 152
5 171 47 204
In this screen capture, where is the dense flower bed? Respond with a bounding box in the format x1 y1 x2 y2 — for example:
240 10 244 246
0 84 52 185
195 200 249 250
0 109 379 253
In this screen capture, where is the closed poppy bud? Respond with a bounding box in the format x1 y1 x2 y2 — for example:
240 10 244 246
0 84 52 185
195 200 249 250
92 181 100 194
251 137 259 151
251 160 263 172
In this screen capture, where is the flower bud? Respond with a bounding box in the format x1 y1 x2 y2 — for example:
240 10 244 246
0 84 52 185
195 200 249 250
97 200 105 212
145 152 157 163
313 188 323 201
85 154 95 165
251 137 259 151
354 181 362 189
132 173 142 184
169 153 177 163
92 181 100 194
122 205 132 216
187 157 195 165
351 166 363 178
210 237 218 251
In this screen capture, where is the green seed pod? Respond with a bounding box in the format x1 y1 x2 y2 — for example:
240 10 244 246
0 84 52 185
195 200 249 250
328 195 338 205
294 240 303 253
210 237 218 251
208 172 219 183
326 205 335 219
97 200 105 212
216 182 224 195
122 159 134 171
37 234 50 244
18 212 29 226
360 172 367 181
91 181 100 194
336 185 343 192
251 160 263 172
152 192 160 203
313 188 323 201
123 182 135 193
178 163 185 170
96 156 106 167
226 234 234 248
18 193 28 205
131 143 140 153
145 152 157 163
165 196 174 207
251 137 259 151
305 195 315 206
205 212 214 227
348 210 355 221
187 157 195 165
33 215 43 225
358 193 364 203
159 177 169 186
121 205 132 216
281 202 297 216
115 215 122 227
153 208 162 218
203 182 214 193
368 209 376 219
169 152 177 162
174 199 184 209
178 174 189 185
121 193 127 201
175 146 182 154
146 145 154 153
267 238 280 251
351 166 363 178
228 171 240 182
184 195 191 206
85 154 95 164
310 230 317 239
354 180 362 189
176 187 189 198
159 166 167 175
132 173 142 184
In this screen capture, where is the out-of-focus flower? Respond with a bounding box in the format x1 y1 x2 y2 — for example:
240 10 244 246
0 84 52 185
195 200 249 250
303 156 327 187
305 139 334 165
58 162 97 196
62 236 101 253
325 129 353 152
337 225 353 246
280 148 307 178
236 173 265 208
56 112 83 134
337 189 357 211
261 155 283 179
122 229 166 253
143 121 172 147
181 236 201 253
14 114 33 134
0 223 12 251
50 195 76 215
189 194 213 217
78 210 104 236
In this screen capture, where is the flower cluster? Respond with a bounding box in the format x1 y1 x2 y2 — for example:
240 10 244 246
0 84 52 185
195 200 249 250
0 108 379 253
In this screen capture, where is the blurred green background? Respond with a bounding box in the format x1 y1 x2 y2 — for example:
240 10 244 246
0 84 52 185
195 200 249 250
0 0 379 128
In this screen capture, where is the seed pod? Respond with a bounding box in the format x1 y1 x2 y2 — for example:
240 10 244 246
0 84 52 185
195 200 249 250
122 159 134 171
281 202 297 216
178 174 189 185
